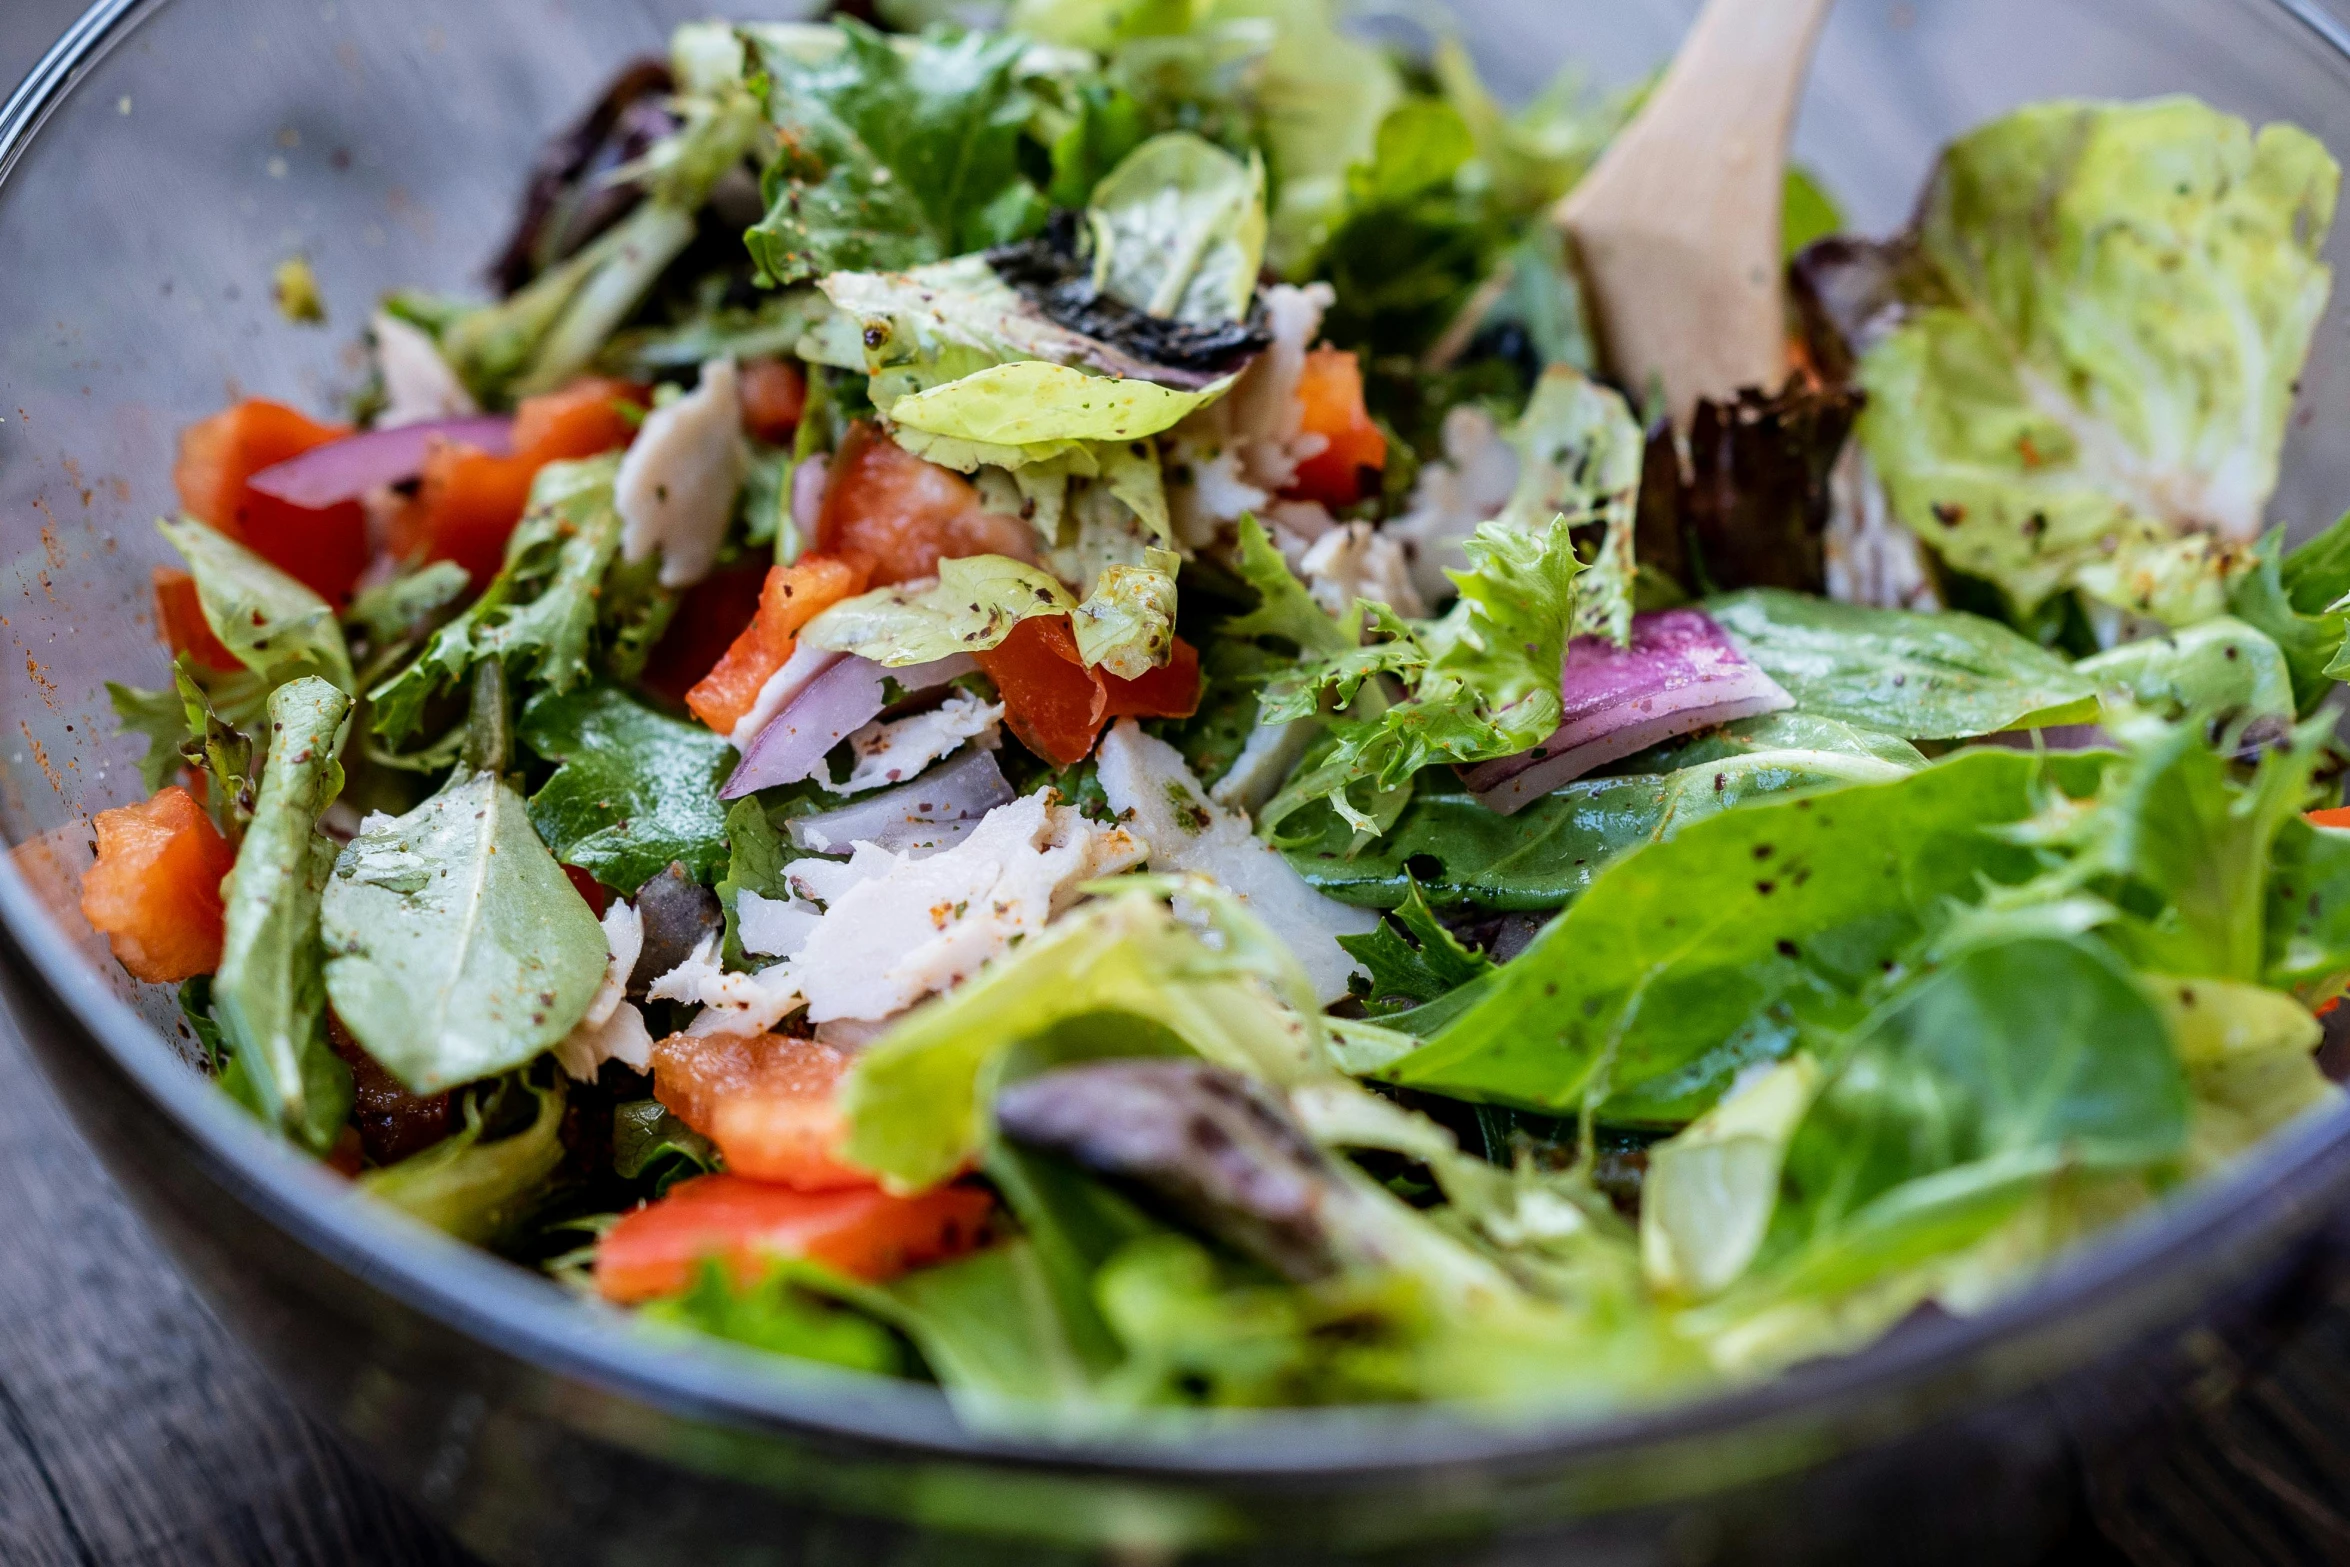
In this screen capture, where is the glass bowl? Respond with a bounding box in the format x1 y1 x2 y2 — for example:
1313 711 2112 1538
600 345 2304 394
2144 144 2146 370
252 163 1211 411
6 1 2350 1561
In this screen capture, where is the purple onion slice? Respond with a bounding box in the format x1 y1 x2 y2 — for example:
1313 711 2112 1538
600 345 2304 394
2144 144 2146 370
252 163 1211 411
787 746 1016 855
721 654 887 800
1464 608 1794 816
244 416 517 508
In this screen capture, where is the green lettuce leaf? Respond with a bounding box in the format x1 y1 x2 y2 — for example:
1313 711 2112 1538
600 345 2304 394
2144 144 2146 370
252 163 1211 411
1086 131 1266 323
519 684 735 895
2074 616 2294 722
1285 743 1916 913
360 1076 568 1244
2265 816 2350 1003
1494 366 1645 645
1377 749 2080 1118
802 554 1080 665
1225 513 1353 655
321 768 609 1095
1855 98 2340 625
2228 516 2350 713
160 518 355 695
370 457 627 746
612 1097 722 1196
1072 548 1182 679
1640 1054 1820 1301
646 1259 907 1377
886 360 1234 449
746 20 1047 285
211 677 354 1154
1335 882 1494 1012
1708 588 2099 739
842 880 1330 1190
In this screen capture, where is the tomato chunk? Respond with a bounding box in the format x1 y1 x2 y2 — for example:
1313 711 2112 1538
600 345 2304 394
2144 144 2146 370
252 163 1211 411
1285 347 1387 509
640 561 771 706
817 421 1038 586
739 358 808 445
80 785 236 984
975 616 1202 767
2309 808 2350 829
511 376 648 465
174 399 369 603
684 553 869 736
653 1032 872 1191
152 566 239 672
595 1173 993 1303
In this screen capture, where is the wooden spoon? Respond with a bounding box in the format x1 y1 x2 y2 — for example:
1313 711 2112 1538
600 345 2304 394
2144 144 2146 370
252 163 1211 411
1557 0 1837 429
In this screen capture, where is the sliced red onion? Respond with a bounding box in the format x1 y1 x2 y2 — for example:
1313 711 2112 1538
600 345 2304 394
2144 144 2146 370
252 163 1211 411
787 747 1016 855
722 653 888 799
791 453 830 543
888 653 977 694
1463 608 1795 816
245 416 516 508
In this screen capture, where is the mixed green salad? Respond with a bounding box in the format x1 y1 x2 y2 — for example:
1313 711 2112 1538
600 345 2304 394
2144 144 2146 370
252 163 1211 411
75 0 2350 1418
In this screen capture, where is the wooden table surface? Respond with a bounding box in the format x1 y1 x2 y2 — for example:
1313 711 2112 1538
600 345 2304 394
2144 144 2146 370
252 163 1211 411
9 3 2350 1564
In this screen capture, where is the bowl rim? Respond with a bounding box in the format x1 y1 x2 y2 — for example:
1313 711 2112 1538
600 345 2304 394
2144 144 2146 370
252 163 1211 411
9 0 2350 1490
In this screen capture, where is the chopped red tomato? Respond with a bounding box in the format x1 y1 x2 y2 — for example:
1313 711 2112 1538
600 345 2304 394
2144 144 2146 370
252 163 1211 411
975 615 1201 768
152 566 239 672
684 553 869 736
639 560 772 706
817 421 1039 586
652 1032 872 1191
80 785 236 983
2309 808 2350 830
739 358 808 445
563 864 610 919
174 399 369 603
397 377 650 585
1285 347 1387 509
594 1173 993 1303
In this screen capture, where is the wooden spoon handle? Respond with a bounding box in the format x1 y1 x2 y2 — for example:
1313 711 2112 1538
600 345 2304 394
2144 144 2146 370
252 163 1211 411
1558 0 1837 428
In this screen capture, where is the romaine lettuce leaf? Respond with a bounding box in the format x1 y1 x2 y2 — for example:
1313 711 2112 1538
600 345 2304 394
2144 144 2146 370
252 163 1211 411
1854 99 2340 625
1087 131 1267 324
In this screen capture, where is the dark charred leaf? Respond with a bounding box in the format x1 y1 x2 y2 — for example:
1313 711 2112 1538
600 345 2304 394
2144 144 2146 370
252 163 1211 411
986 224 1270 378
630 861 724 997
1788 234 1937 386
492 59 679 295
995 1060 1345 1284
1635 377 1863 597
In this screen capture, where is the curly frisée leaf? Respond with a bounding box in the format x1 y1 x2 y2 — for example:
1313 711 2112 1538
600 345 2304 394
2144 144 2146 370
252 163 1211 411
1073 549 1182 680
1854 98 2340 625
802 555 1080 666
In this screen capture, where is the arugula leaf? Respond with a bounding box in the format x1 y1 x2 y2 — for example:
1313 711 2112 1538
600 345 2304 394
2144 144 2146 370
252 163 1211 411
345 561 470 651
1337 882 1494 1011
1378 750 2079 1118
160 519 355 694
715 797 792 972
370 457 626 746
1708 588 2099 739
1087 132 1266 324
612 1098 722 1197
1284 746 1915 912
519 684 734 896
359 1077 568 1244
746 20 1046 285
211 677 354 1155
321 768 609 1095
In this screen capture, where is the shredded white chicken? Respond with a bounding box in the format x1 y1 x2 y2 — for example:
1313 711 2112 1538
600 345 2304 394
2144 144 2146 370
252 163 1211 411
1166 282 1339 546
617 355 745 588
552 902 653 1081
664 790 1144 1029
1301 521 1426 620
1094 721 1375 1004
1388 404 1520 606
827 691 1002 796
372 310 476 428
1824 445 1940 612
